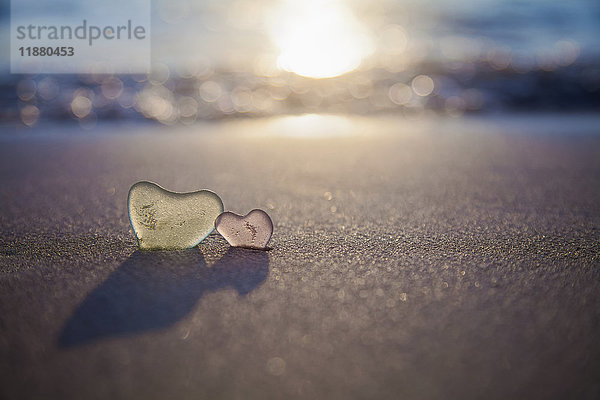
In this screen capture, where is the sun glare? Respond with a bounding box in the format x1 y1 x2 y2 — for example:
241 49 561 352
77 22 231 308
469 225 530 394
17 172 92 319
269 0 373 79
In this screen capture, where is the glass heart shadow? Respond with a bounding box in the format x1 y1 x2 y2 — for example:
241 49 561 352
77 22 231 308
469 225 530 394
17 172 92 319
58 247 269 347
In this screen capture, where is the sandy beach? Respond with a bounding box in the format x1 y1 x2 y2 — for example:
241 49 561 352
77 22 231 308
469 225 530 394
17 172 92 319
1 114 599 399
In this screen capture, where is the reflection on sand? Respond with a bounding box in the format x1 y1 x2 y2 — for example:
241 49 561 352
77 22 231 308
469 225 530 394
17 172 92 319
58 247 269 347
264 114 358 139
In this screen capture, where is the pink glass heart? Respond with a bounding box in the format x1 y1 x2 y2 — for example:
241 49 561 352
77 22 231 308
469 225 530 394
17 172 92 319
215 209 273 250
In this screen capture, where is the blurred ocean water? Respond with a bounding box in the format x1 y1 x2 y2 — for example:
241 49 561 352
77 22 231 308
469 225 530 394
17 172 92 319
1 0 599 127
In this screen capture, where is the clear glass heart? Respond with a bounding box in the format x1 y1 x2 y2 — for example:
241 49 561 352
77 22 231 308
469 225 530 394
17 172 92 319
128 181 224 250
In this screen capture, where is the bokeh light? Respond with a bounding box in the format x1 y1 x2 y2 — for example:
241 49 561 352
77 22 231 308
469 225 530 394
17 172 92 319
411 75 434 97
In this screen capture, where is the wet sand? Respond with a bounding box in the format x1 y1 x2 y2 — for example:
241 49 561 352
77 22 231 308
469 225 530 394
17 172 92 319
1 114 599 399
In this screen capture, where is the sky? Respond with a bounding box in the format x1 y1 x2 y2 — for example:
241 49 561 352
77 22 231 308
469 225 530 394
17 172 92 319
1 0 599 74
